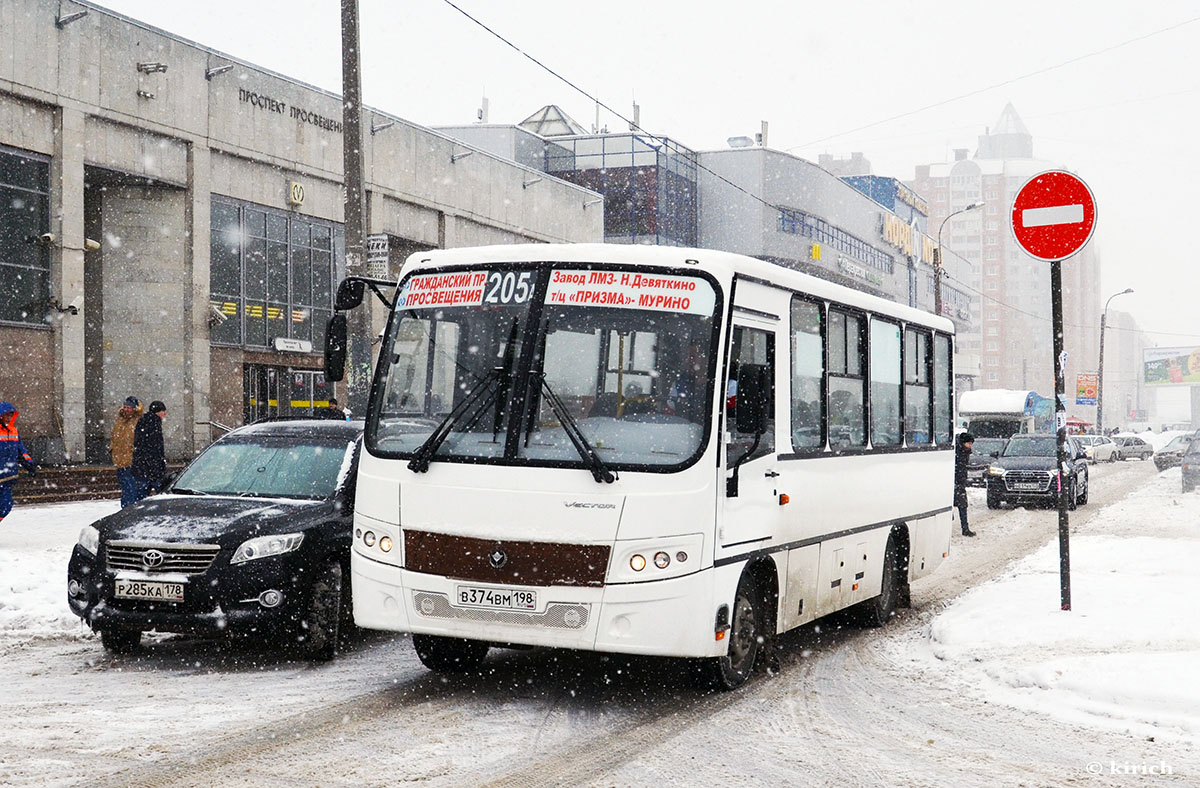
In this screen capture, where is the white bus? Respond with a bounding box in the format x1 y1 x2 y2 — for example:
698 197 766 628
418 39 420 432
333 244 955 689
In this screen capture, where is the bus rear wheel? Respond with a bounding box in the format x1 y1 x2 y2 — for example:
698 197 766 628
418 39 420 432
856 535 899 628
695 575 761 691
413 634 489 673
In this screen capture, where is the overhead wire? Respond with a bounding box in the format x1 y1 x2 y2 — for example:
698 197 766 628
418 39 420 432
440 0 1200 344
785 14 1200 152
439 0 786 217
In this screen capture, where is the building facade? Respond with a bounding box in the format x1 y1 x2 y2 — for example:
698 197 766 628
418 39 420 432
437 115 977 386
0 0 601 464
908 104 1103 420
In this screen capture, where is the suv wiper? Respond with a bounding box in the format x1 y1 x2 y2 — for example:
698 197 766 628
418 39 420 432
407 368 503 473
535 374 616 484
169 487 208 496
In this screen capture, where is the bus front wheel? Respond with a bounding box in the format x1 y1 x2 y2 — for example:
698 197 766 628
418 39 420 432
413 634 489 673
696 575 761 691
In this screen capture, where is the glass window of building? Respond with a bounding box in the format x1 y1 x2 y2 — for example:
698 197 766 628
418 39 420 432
0 147 51 326
209 197 343 350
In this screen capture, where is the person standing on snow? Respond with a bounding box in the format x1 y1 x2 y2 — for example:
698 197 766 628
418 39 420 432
0 401 37 525
109 396 143 508
954 432 976 537
131 400 167 503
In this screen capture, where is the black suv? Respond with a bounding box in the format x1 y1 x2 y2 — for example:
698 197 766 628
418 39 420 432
67 419 362 659
966 437 1008 487
985 434 1089 510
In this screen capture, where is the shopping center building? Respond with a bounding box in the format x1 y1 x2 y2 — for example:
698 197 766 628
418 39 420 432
0 0 601 463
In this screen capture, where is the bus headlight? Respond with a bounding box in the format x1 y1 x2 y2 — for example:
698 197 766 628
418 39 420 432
609 534 704 583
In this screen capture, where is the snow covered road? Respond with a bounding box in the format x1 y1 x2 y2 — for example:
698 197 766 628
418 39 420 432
2 458 1196 787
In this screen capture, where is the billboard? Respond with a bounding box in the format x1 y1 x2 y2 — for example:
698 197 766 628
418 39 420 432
1075 373 1098 405
1143 347 1200 386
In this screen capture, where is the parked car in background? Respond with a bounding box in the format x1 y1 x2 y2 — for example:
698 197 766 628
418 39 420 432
986 434 1089 510
1182 437 1200 492
1154 434 1194 472
966 437 1008 486
67 419 362 659
1075 434 1119 463
1113 435 1154 461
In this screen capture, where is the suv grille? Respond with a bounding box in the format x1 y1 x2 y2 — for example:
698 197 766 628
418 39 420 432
106 540 220 575
1004 470 1052 492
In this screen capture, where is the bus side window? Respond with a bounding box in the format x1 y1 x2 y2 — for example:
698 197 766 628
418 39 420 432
790 297 823 451
828 310 866 448
726 326 775 462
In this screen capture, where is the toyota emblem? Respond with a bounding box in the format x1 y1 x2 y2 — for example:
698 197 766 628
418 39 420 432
141 549 166 569
488 549 508 570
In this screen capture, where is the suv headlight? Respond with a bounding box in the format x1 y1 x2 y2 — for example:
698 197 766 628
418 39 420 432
987 465 1006 476
231 533 304 564
77 525 100 556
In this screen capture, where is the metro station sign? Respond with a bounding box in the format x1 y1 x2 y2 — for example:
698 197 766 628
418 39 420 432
1010 171 1097 262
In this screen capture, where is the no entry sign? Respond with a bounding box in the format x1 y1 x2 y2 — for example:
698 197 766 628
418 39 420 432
1011 170 1097 261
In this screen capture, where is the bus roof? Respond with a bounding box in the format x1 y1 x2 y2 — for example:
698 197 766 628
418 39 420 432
401 243 955 334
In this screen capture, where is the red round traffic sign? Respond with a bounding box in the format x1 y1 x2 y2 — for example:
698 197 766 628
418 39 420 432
1010 170 1097 261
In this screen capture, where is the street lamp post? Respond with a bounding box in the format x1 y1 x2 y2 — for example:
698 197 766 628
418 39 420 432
934 201 985 317
1096 287 1134 434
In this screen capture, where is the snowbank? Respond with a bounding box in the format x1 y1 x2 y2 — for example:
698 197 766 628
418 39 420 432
0 500 119 645
923 469 1200 741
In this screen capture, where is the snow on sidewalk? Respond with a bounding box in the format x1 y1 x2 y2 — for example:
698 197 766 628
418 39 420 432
0 500 119 645
919 468 1200 741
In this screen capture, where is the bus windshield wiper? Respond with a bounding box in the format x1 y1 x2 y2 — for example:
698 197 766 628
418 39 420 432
407 368 503 473
535 374 616 484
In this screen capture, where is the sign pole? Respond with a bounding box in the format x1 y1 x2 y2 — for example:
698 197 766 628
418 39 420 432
1051 259 1071 611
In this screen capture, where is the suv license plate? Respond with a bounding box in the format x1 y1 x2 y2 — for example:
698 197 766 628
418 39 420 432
455 585 537 611
114 579 184 602
1012 482 1041 491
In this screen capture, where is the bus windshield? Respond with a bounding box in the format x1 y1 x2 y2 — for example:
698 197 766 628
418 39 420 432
368 265 720 472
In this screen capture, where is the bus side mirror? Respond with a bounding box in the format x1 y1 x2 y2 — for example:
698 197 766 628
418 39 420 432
735 364 770 435
324 313 348 382
334 279 366 310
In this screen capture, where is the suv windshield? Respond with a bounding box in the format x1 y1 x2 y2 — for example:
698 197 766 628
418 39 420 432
369 265 720 471
972 438 1006 456
1002 436 1059 457
173 436 354 499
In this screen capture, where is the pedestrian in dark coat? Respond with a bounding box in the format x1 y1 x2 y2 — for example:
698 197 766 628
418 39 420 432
131 400 167 502
0 401 37 524
954 432 976 537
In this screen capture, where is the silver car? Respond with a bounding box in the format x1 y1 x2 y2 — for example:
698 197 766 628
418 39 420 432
1113 435 1154 461
1075 435 1118 463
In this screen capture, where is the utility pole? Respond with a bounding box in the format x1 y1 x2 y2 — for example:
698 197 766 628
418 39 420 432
341 0 371 416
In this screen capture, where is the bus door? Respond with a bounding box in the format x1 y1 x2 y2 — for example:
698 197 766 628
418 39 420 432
720 322 783 552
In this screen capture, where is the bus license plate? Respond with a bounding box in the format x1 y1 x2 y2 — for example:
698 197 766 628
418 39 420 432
455 585 537 611
114 579 184 602
1012 482 1041 491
